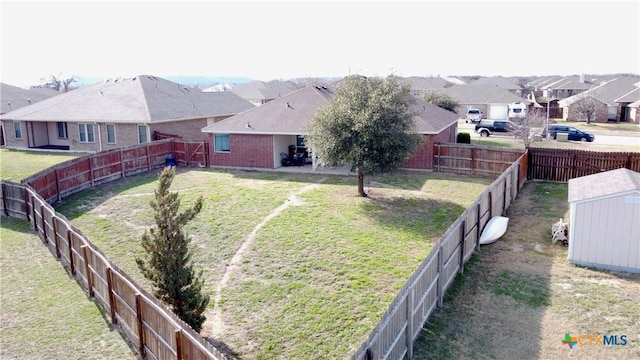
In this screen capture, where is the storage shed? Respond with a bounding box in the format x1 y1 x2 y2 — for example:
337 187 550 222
567 168 640 274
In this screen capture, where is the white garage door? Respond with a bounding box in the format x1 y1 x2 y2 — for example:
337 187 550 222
489 105 508 120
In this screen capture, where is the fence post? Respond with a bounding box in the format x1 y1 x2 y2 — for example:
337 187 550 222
52 216 61 259
135 294 146 358
476 202 481 251
120 149 125 178
1 183 8 217
68 230 75 275
405 286 414 359
106 267 117 324
437 244 444 307
459 220 466 274
146 144 151 171
55 168 61 202
82 245 94 298
24 187 30 223
488 191 493 218
175 330 183 360
40 204 47 244
89 155 95 187
503 179 508 215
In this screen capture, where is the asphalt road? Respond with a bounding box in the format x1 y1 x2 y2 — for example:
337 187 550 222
458 120 640 150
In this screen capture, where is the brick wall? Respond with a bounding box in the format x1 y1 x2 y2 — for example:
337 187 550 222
209 133 274 168
1 120 26 148
404 123 457 170
565 102 609 122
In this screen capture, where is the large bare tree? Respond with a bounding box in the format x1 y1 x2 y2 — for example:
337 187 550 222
509 107 547 148
574 96 600 124
40 74 77 92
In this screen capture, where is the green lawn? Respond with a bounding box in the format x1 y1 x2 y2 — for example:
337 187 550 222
0 148 84 182
0 217 137 360
53 168 492 359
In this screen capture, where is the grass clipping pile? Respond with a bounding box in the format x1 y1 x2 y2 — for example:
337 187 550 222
415 181 640 360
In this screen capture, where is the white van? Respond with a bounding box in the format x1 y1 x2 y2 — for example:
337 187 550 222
465 108 483 123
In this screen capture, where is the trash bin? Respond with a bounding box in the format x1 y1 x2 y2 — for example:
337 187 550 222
165 155 176 167
556 133 568 142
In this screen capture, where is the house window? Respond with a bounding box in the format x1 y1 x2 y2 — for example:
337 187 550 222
106 124 116 144
214 134 230 152
138 125 149 144
13 121 22 139
57 122 68 139
78 123 95 143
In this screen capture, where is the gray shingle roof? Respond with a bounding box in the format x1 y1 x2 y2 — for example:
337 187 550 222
560 76 640 106
469 76 521 90
400 76 452 91
1 83 59 114
568 168 640 203
0 75 255 122
230 80 300 101
202 84 459 135
615 87 640 103
440 84 531 104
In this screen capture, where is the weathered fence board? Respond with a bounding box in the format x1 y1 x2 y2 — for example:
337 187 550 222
528 148 640 182
0 182 227 360
352 151 528 359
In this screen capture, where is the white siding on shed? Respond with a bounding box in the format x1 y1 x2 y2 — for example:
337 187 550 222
567 168 640 274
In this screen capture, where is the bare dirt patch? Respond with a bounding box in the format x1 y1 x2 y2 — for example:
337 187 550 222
415 181 640 359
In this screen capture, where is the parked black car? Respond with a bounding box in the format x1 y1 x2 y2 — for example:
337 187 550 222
541 124 595 142
474 120 519 137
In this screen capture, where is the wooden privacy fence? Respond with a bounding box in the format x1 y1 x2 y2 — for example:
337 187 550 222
0 181 226 360
528 148 640 182
352 151 528 360
433 143 527 178
22 139 208 204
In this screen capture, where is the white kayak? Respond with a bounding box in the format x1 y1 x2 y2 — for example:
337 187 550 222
479 216 509 245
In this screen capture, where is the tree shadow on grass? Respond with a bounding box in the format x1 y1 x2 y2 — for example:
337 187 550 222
359 195 466 242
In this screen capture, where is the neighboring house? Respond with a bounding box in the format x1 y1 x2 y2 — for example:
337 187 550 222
627 100 640 124
229 80 301 106
0 75 255 152
614 87 640 124
567 168 640 274
1 83 59 146
528 74 597 100
201 84 459 171
400 76 453 96
558 76 640 122
438 84 532 120
469 76 523 97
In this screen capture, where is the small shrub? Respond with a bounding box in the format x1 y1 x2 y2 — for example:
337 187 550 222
457 132 471 144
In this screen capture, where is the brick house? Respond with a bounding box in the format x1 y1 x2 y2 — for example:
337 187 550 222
1 83 59 146
0 75 254 151
559 76 640 123
201 84 459 171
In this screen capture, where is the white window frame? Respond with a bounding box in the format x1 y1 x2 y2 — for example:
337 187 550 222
214 134 230 152
138 124 149 144
78 123 95 143
13 121 22 139
106 124 116 144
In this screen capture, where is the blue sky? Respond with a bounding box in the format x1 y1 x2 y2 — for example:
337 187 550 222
1 0 639 87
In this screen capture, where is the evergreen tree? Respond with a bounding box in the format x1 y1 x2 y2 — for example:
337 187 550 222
136 167 209 332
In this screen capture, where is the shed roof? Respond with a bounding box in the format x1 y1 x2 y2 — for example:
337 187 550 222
568 168 640 203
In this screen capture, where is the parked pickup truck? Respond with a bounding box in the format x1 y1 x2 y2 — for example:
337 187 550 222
475 120 520 137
